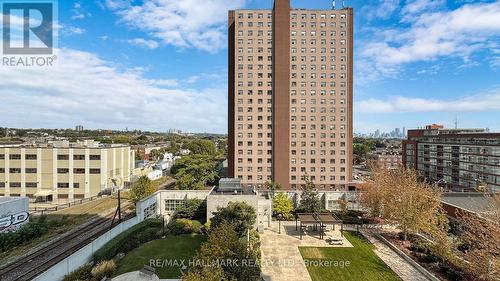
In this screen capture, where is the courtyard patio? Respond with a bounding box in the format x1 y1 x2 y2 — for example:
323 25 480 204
260 221 353 281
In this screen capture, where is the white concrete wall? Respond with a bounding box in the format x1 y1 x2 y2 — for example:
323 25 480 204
33 216 140 281
0 197 29 233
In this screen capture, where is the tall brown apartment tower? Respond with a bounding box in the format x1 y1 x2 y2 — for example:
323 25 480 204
228 0 354 190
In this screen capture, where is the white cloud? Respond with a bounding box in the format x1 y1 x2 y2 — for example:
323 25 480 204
0 48 227 133
357 88 500 113
127 38 159 49
66 26 86 35
401 0 446 21
360 1 500 80
364 0 401 20
72 2 91 20
106 0 247 53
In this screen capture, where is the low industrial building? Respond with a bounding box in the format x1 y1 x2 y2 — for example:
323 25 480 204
0 141 134 202
136 178 361 231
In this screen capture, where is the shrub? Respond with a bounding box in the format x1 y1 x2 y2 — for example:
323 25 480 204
409 241 431 254
63 264 93 281
93 219 161 263
419 252 439 263
91 260 116 280
203 220 211 233
439 263 464 280
0 221 49 252
167 219 202 235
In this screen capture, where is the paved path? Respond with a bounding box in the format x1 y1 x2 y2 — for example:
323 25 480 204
360 230 431 281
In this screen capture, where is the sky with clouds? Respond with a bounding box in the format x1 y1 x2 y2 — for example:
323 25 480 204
0 0 499 134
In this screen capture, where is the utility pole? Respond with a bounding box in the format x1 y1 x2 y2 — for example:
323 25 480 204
110 189 122 229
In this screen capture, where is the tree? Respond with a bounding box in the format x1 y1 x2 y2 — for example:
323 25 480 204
187 222 260 281
361 165 444 241
129 176 156 203
171 155 218 190
186 139 216 156
353 143 371 164
211 202 256 237
264 181 282 199
459 195 500 281
149 149 161 161
183 267 227 281
297 176 322 213
174 198 206 220
272 192 294 219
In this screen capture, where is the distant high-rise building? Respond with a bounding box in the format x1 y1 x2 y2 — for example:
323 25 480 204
75 125 84 132
403 124 500 193
228 0 354 189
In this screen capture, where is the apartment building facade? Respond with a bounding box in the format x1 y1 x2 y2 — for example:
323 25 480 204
228 0 353 190
0 143 134 201
403 125 500 193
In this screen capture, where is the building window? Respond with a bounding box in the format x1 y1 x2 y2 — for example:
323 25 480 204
74 168 85 174
25 154 37 160
26 182 37 188
165 199 184 212
57 154 69 160
57 183 70 188
73 155 85 160
9 154 21 160
0 182 4 188
10 182 21 187
0 154 4 159
57 168 69 174
9 168 21 173
89 169 101 174
25 168 37 173
90 155 101 160
73 183 80 189
0 168 4 173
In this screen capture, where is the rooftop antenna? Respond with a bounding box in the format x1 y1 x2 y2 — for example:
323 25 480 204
332 0 336 9
454 116 458 129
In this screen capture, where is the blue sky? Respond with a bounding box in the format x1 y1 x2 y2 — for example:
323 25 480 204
0 0 499 134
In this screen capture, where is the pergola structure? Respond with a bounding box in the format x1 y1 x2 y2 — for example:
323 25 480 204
295 213 343 240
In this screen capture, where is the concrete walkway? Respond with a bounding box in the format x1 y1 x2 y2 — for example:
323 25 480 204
360 230 431 281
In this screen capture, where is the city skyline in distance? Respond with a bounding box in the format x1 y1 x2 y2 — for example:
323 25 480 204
0 0 499 134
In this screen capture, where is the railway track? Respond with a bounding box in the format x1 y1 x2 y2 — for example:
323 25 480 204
0 203 133 281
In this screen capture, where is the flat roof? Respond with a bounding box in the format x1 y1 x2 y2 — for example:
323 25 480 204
441 193 491 214
297 213 318 224
316 213 342 223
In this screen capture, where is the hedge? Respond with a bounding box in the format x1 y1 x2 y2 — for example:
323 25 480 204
167 219 202 235
93 219 162 263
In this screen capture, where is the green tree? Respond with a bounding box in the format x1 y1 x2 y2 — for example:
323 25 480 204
297 176 322 213
174 198 206 220
272 192 294 219
264 181 282 199
183 267 227 281
171 155 218 190
211 202 256 237
149 149 161 161
186 139 216 156
187 222 260 281
353 143 371 164
129 176 156 203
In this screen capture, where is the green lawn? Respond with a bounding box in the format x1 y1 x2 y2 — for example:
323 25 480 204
299 231 401 281
113 234 206 278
